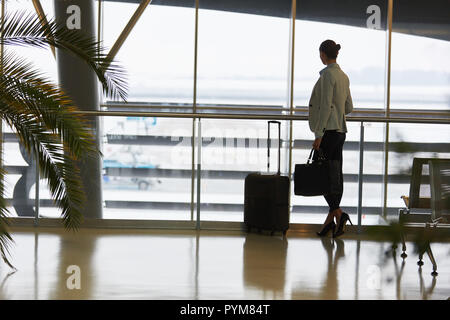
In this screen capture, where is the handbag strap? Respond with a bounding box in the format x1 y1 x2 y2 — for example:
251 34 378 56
307 149 314 164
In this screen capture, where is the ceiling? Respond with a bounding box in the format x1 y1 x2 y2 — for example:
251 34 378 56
104 0 450 41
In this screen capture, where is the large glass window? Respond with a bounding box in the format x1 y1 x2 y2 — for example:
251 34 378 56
386 0 450 220
386 123 450 218
196 2 291 108
391 0 450 110
101 116 194 220
199 119 289 222
102 1 195 105
3 0 449 227
294 1 388 109
194 2 292 222
100 2 197 220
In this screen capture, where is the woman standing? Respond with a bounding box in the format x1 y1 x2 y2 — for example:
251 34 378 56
308 39 354 237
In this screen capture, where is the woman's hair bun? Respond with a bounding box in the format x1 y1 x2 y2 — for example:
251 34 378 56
319 39 340 59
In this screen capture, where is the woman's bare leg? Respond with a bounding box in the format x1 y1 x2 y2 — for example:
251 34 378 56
332 208 343 226
323 211 335 226
318 211 336 234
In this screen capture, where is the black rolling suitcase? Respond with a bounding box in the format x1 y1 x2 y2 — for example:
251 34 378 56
244 121 290 236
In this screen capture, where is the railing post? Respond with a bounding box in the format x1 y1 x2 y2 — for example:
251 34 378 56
357 121 365 233
191 0 199 224
190 119 196 222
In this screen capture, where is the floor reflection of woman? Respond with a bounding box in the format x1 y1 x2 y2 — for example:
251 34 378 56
319 237 345 300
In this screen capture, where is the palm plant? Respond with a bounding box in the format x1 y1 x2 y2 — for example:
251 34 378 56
0 10 128 268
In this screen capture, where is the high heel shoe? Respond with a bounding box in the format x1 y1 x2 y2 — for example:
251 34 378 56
333 212 353 238
316 221 336 237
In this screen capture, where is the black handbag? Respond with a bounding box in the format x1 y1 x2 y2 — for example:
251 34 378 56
294 149 342 196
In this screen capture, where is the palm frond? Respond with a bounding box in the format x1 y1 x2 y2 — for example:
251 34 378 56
0 10 128 101
0 51 105 230
0 50 99 159
0 7 131 269
0 106 85 230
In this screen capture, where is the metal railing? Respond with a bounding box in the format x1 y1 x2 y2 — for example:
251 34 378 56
80 110 450 124
102 103 450 117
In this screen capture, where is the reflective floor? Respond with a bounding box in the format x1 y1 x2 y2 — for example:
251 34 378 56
0 227 449 300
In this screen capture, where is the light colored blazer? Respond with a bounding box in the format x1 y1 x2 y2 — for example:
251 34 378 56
308 63 353 139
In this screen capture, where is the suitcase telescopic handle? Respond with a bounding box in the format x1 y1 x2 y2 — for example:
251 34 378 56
268 120 281 174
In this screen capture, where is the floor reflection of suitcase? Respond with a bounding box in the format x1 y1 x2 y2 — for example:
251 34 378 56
243 234 288 298
244 121 290 236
